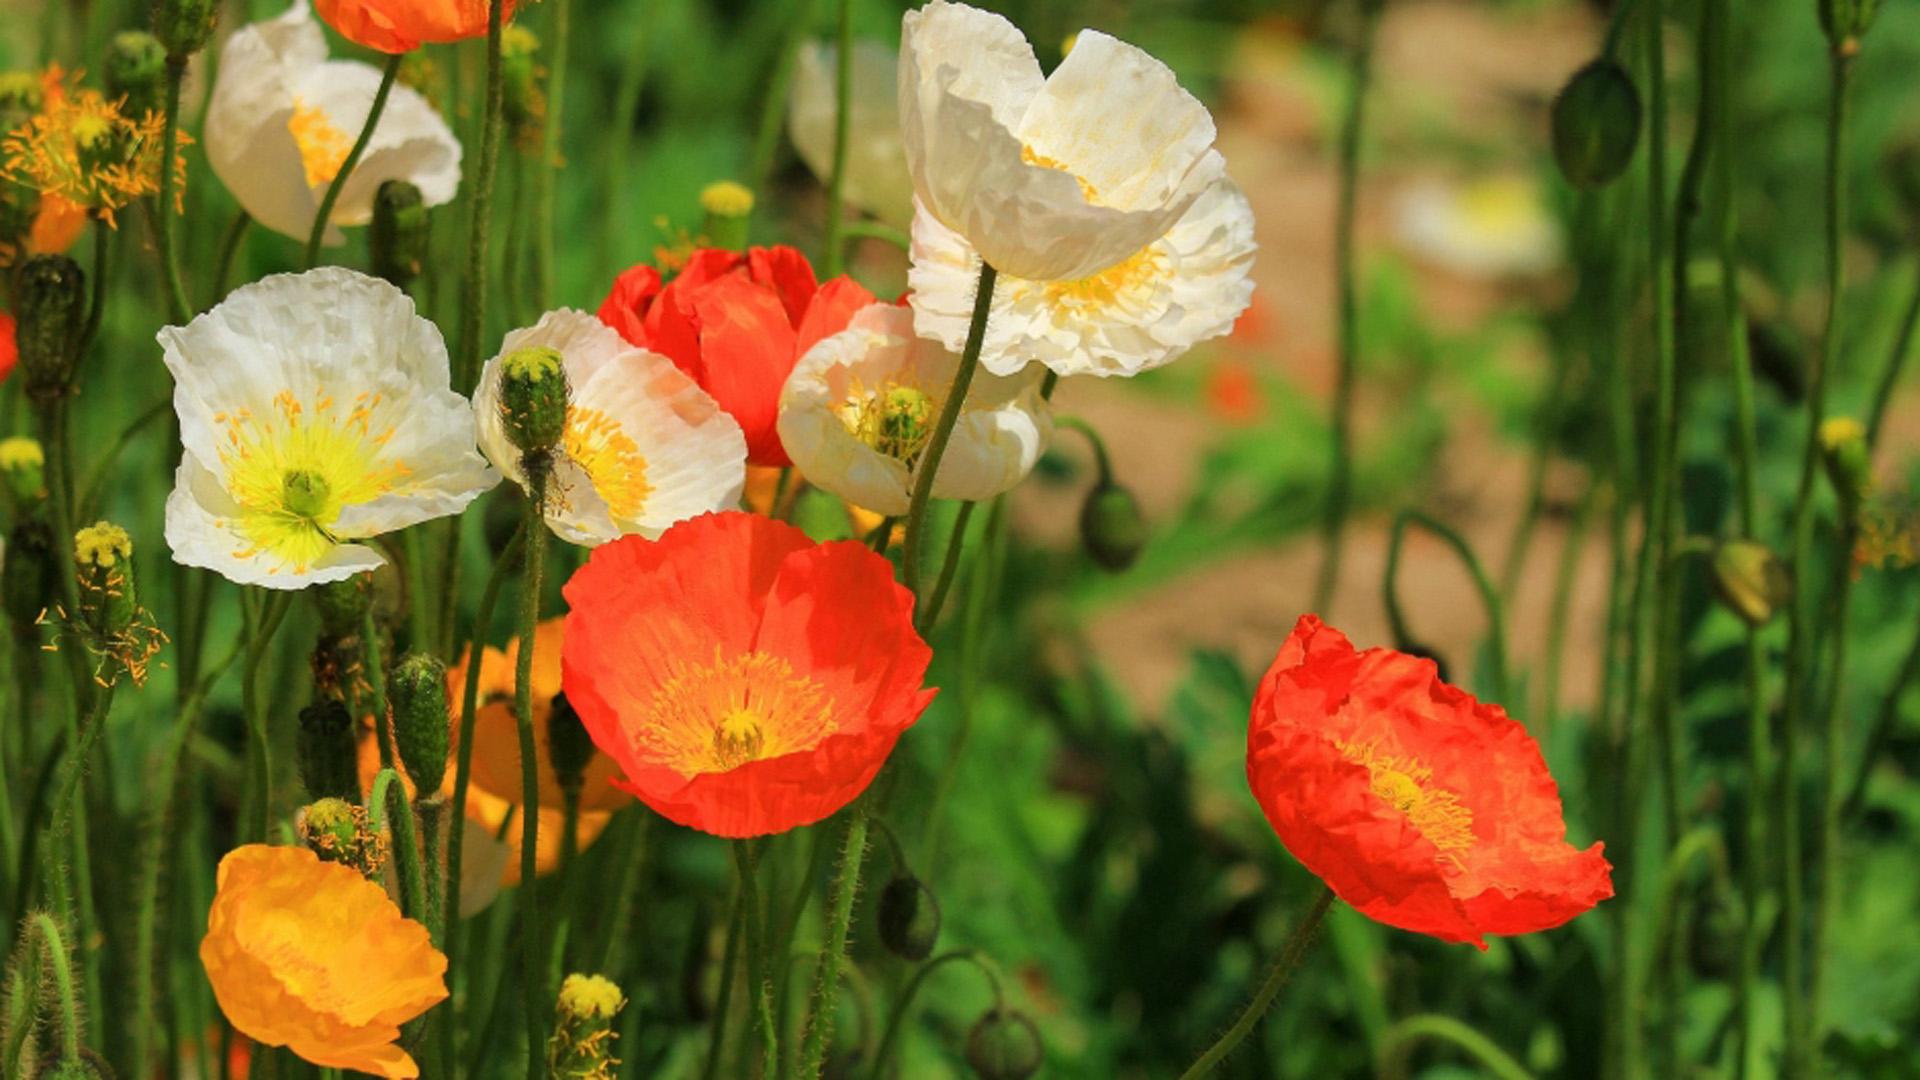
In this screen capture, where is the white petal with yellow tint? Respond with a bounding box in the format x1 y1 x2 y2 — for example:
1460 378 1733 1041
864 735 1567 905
909 177 1256 378
1394 175 1562 279
790 41 914 228
778 303 1050 515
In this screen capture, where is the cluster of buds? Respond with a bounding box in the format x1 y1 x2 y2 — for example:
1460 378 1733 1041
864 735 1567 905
63 521 164 687
546 973 625 1079
296 797 388 878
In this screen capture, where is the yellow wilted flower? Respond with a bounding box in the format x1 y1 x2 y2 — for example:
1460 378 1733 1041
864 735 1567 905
1 67 189 228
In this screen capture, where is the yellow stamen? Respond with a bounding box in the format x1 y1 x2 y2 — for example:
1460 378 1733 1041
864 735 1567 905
288 98 352 189
1336 738 1476 865
1040 244 1169 312
74 521 133 568
838 383 937 463
1021 144 1098 202
562 406 652 522
634 648 838 776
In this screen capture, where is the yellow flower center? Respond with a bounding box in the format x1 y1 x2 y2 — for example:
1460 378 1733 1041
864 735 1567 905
0 69 182 227
288 98 352 189
1336 738 1476 866
216 390 411 574
1039 244 1169 311
562 406 652 522
74 521 132 567
1021 144 1098 203
838 383 937 464
634 648 838 776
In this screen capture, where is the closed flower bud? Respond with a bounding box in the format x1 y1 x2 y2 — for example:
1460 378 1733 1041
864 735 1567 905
150 0 217 58
16 255 87 399
390 653 451 793
298 699 362 802
547 973 625 1079
73 521 137 638
1711 540 1791 628
1550 60 1642 190
1819 0 1878 51
965 1008 1043 1080
2 522 55 629
295 797 387 877
1079 482 1146 571
877 874 941 961
1819 416 1870 512
0 437 48 510
369 180 430 290
548 692 595 797
311 573 373 639
105 31 169 118
699 181 754 251
499 346 569 459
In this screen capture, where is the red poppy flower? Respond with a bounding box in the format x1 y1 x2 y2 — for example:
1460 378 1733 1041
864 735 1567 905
560 511 935 837
596 247 875 469
0 313 16 384
1246 615 1611 947
312 0 515 54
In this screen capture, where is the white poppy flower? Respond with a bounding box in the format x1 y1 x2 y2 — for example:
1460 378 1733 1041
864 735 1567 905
1394 176 1563 279
908 177 1256 378
473 310 747 547
205 0 460 245
897 0 1226 282
162 268 497 589
788 40 915 228
777 303 1051 516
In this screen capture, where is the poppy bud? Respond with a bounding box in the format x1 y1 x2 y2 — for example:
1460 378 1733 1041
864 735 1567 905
73 521 136 638
296 797 388 878
298 699 362 802
105 31 169 118
965 1008 1043 1080
1711 540 1791 628
15 256 86 399
1079 481 1146 571
877 874 941 961
33 1050 113 1080
699 181 754 252
390 653 450 793
499 346 569 460
1818 416 1870 513
369 180 430 291
2 522 55 629
547 973 625 1079
0 437 47 511
150 0 217 58
501 25 546 146
1819 0 1878 52
548 692 594 798
1550 60 1642 189
312 573 373 639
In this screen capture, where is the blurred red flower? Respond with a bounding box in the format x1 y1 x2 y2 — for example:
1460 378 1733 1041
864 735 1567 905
560 511 934 837
1246 615 1611 947
312 0 514 53
0 313 15 384
596 247 875 468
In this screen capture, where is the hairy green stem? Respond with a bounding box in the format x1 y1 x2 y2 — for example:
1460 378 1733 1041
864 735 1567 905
533 0 572 308
1378 1014 1536 1080
155 55 192 323
1178 886 1336 1079
458 0 510 392
902 263 996 595
1381 508 1510 703
866 950 1003 1080
734 842 778 1077
800 805 870 1076
514 466 551 1079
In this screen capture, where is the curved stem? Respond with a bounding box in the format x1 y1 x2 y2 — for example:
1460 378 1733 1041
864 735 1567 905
820 0 853 277
304 53 404 269
902 263 996 596
866 950 1004 1080
459 0 510 392
1377 1014 1536 1080
1381 508 1510 703
1178 885 1335 1079
211 210 253 307
241 590 295 842
841 221 911 256
914 500 975 635
513 467 551 1078
1866 260 1920 449
1055 416 1114 485
154 55 191 323
799 805 870 1077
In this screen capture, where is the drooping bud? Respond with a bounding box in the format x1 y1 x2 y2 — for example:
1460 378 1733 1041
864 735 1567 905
1550 59 1642 190
2 522 55 629
548 692 595 799
369 180 430 291
150 0 218 58
501 25 546 148
390 653 451 793
1819 0 1878 53
877 874 941 961
965 1008 1043 1080
295 797 388 877
1711 540 1791 628
73 521 137 639
298 699 362 802
1819 416 1870 513
547 973 626 1079
0 436 48 510
699 181 754 251
105 30 169 118
15 256 87 399
499 346 569 459
1079 482 1146 571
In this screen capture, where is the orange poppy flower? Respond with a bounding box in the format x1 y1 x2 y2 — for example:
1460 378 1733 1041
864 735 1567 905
560 511 936 837
312 0 516 54
1246 616 1612 947
596 247 875 469
200 844 447 1078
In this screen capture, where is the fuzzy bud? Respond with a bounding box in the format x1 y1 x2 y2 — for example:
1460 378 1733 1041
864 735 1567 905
1818 416 1870 513
33 1050 113 1080
369 180 430 290
150 0 217 58
547 973 625 1079
1079 482 1146 572
16 256 87 399
73 521 137 638
105 30 169 118
0 437 48 510
1710 540 1791 628
965 1009 1043 1080
298 699 362 802
877 874 941 961
311 573 373 639
499 346 569 459
548 692 595 798
699 181 754 251
296 798 387 877
1550 60 1642 190
390 653 451 793
2 522 55 629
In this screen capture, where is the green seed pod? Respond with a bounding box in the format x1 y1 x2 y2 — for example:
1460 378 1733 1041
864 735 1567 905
1550 59 1642 189
1710 540 1791 628
298 699 362 802
296 797 388 877
0 437 48 511
2 522 55 629
499 346 570 459
547 973 625 1079
548 692 596 798
1079 482 1146 572
73 522 137 639
965 1009 1043 1080
877 874 941 961
15 255 87 399
105 30 169 118
1819 0 1878 51
150 0 217 58
390 653 451 793
369 180 430 291
699 181 754 252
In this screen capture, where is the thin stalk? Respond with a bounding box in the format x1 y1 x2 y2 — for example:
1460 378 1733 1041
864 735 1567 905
902 263 997 595
1177 886 1337 1079
1377 1015 1536 1080
1381 508 1510 703
747 0 815 195
241 590 295 841
1539 483 1595 737
305 54 404 268
1810 517 1859 1030
1866 261 1920 447
702 890 745 1080
155 55 192 323
513 465 551 1079
915 501 975 634
532 0 572 308
734 842 778 1078
211 210 253 306
459 0 510 392
922 495 1006 866
820 0 853 277
866 950 1003 1080
799 805 870 1077
1842 608 1920 821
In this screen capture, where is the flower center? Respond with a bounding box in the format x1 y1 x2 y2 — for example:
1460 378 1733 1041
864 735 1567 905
562 406 653 522
288 98 352 189
1021 144 1099 203
838 383 937 464
216 389 411 574
1336 738 1475 866
633 648 839 776
1038 244 1169 312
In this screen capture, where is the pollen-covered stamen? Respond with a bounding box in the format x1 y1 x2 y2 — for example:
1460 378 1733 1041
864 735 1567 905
1038 244 1170 313
839 383 937 464
634 648 839 776
1336 738 1476 866
1021 144 1099 203
562 406 652 521
288 97 352 189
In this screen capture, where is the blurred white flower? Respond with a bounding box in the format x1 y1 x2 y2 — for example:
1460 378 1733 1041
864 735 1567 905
909 177 1257 378
898 0 1226 282
1394 175 1562 279
162 269 496 589
788 40 914 228
473 310 746 547
205 0 460 245
778 303 1050 516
